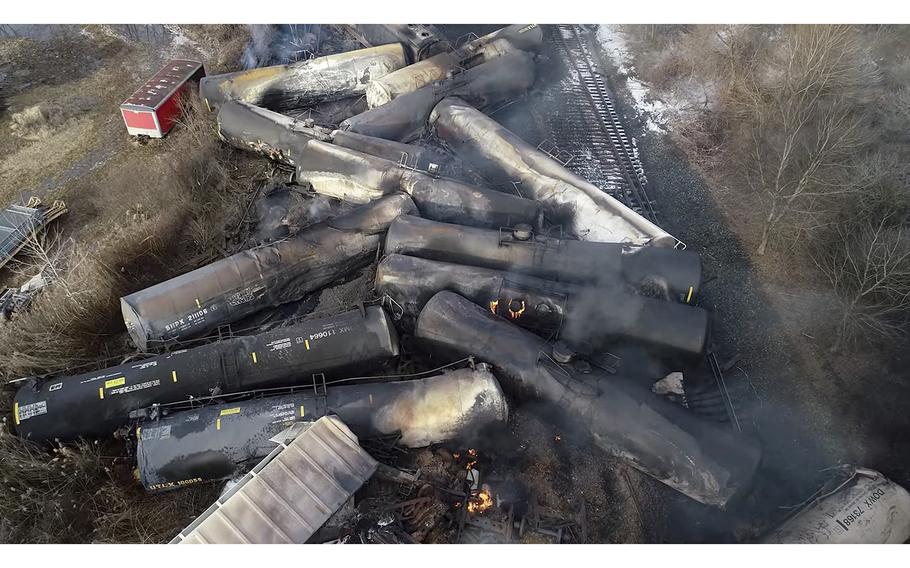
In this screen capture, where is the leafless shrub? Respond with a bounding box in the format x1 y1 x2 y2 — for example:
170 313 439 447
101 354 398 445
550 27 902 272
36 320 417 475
722 25 880 255
0 429 218 543
812 213 910 350
0 430 108 543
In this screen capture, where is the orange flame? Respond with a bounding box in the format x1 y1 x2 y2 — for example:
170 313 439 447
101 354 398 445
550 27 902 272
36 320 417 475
508 299 526 319
468 487 494 514
489 299 499 314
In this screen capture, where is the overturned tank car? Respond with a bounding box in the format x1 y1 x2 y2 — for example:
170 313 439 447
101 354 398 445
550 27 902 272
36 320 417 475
295 139 543 229
216 100 330 166
384 215 701 302
414 291 761 508
199 44 407 112
365 24 544 109
13 306 399 443
345 24 450 62
339 51 536 142
135 365 508 491
120 193 417 350
430 97 676 247
375 254 708 362
762 467 910 544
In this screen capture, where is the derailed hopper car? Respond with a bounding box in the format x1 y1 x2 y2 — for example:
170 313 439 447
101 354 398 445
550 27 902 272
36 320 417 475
13 306 399 443
414 291 761 508
136 365 508 491
384 215 702 302
120 193 416 350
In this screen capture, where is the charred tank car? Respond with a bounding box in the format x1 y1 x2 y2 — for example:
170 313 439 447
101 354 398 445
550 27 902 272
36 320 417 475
199 44 407 112
135 365 508 491
294 139 543 229
414 291 761 508
13 306 399 443
384 215 701 303
375 254 708 363
430 96 676 247
339 51 536 142
120 193 417 350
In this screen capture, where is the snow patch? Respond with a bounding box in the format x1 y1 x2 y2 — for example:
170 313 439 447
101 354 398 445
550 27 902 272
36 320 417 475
596 25 668 134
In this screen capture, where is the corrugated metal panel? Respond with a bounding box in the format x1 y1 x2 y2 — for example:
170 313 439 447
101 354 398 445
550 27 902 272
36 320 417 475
171 416 377 544
0 205 43 270
121 59 203 110
0 201 67 270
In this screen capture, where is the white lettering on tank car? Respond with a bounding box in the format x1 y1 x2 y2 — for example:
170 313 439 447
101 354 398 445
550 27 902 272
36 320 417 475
17 401 48 421
109 379 161 395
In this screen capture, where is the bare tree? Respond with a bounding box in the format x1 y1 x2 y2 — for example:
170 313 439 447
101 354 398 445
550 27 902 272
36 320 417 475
724 25 878 254
812 213 910 350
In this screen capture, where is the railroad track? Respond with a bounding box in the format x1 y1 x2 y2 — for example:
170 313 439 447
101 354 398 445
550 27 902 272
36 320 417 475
545 24 750 430
543 24 658 223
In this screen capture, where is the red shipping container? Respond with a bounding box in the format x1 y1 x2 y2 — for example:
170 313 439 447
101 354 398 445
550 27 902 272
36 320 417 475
120 59 205 138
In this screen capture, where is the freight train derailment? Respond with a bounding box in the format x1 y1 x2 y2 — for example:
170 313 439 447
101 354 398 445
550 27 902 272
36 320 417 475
9 24 910 545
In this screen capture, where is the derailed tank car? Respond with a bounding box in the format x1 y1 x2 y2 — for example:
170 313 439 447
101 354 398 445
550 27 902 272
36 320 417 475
414 291 761 508
216 100 330 166
199 44 407 112
384 215 701 302
345 24 450 62
375 254 708 362
13 306 399 443
120 193 417 350
136 365 508 491
430 96 676 247
339 51 536 142
762 467 910 544
364 24 544 109
295 139 543 229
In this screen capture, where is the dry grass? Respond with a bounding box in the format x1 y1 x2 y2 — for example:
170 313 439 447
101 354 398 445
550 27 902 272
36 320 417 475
0 93 249 542
0 92 244 381
0 429 219 543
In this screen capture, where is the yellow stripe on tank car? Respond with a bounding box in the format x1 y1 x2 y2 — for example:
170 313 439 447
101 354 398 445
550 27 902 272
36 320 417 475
99 387 105 400
172 370 178 383
216 418 221 430
305 339 310 350
13 402 19 425
251 352 258 363
686 286 694 304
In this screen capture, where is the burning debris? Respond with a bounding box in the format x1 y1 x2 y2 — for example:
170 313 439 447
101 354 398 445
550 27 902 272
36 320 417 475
8 23 908 545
